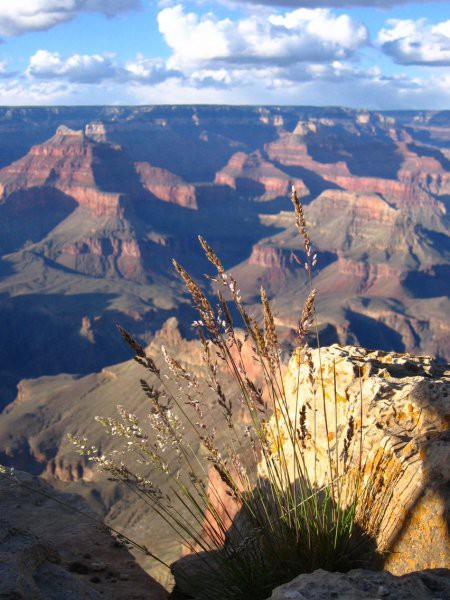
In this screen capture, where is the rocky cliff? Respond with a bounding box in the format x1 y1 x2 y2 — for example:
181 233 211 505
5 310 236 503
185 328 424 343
0 126 128 218
136 162 197 209
215 151 308 200
169 343 450 598
0 107 448 469
270 345 450 574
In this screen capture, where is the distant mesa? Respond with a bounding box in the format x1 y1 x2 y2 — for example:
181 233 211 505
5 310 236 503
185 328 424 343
84 121 108 142
0 124 199 216
55 125 84 137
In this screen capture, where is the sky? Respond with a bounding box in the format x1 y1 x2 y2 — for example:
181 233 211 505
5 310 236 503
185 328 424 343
0 0 449 108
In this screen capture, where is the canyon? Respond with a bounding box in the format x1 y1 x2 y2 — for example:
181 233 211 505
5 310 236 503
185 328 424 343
0 105 448 586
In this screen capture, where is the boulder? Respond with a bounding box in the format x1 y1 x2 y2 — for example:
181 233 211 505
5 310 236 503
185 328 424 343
266 568 450 600
267 345 449 574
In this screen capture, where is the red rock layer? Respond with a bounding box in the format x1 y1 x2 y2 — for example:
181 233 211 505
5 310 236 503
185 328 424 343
59 235 150 281
249 244 294 269
310 189 398 224
396 143 450 197
266 131 447 211
0 127 124 217
336 253 402 293
62 237 140 258
135 162 197 209
265 134 350 178
215 150 308 199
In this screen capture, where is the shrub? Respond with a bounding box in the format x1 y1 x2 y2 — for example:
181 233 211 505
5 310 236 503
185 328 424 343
72 188 383 599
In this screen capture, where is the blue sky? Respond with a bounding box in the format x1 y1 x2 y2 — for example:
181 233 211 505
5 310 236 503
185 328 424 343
0 0 449 108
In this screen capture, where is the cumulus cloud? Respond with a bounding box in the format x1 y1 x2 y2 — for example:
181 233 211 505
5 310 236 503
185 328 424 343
5 49 450 109
27 50 117 83
378 18 450 65
0 79 73 105
123 64 450 110
26 50 182 85
0 0 140 36
157 5 368 68
124 54 182 84
221 0 448 7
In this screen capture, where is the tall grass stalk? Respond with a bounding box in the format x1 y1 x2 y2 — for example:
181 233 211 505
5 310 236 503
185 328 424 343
72 188 385 599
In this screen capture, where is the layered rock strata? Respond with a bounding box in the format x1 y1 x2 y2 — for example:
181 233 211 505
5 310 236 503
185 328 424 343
0 126 125 217
136 162 197 209
215 151 308 200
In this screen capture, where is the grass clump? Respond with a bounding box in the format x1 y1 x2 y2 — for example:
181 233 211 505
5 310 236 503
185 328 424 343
72 188 385 599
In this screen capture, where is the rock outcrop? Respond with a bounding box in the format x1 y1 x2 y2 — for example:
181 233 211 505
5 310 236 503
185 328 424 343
267 568 450 600
336 254 401 293
265 126 448 212
0 470 168 599
266 133 350 179
249 244 294 270
0 126 126 217
136 162 197 209
311 189 398 225
215 151 308 200
170 344 449 598
270 345 449 574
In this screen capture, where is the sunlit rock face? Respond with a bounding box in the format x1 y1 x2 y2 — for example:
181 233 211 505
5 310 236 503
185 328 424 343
215 150 308 200
135 162 197 209
263 345 449 574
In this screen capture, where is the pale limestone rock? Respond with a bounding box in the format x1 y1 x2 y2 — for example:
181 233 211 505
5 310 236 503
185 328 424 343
261 345 449 574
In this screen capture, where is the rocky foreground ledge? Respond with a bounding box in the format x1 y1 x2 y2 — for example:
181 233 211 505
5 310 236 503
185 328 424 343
173 345 450 598
1 345 449 599
267 568 450 599
274 344 450 574
0 471 168 600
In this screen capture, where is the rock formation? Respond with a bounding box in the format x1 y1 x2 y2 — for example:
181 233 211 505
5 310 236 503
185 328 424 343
0 108 448 405
267 568 450 600
215 150 308 200
268 345 450 574
170 343 449 598
0 470 168 599
136 162 197 209
0 126 126 218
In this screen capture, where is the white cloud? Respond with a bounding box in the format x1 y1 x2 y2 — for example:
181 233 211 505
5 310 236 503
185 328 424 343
378 18 450 65
26 50 181 84
157 5 368 69
27 50 118 83
4 52 450 109
0 0 140 36
229 0 448 6
124 54 182 83
122 66 450 110
0 79 74 105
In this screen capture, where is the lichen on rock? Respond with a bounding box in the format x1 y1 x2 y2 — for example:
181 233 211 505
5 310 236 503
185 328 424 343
261 344 450 574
